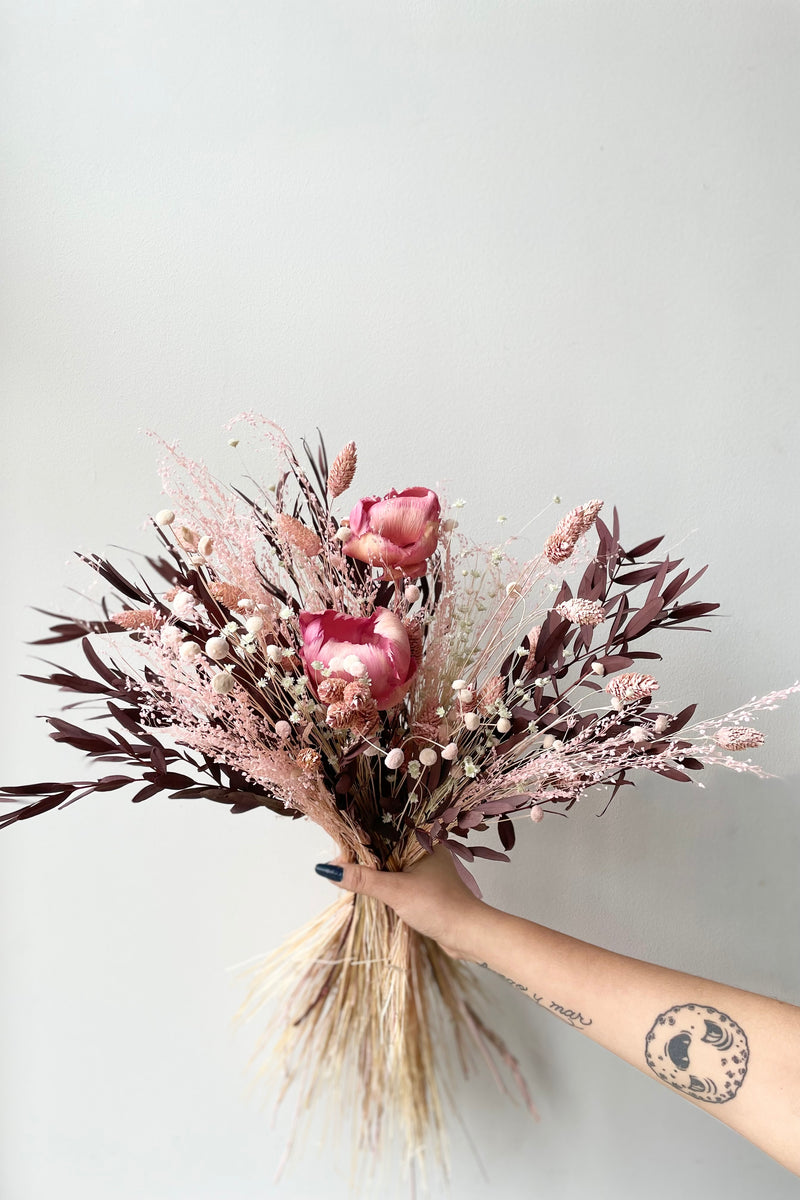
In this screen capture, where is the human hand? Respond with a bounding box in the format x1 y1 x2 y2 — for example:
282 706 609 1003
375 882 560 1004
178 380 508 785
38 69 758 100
315 844 489 961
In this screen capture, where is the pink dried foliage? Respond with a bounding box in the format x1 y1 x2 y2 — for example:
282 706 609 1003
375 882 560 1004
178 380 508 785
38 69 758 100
145 429 277 619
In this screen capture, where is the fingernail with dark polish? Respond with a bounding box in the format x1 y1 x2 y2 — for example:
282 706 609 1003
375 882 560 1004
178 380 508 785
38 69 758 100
315 863 344 882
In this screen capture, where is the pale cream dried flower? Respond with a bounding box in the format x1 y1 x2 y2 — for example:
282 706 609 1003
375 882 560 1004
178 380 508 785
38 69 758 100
556 598 605 627
714 726 766 751
605 672 660 703
327 441 357 497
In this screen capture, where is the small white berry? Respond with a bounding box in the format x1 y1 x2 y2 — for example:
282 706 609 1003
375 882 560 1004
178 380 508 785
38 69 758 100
441 742 459 761
419 748 438 767
496 717 511 734
404 584 421 603
463 712 480 731
205 636 229 661
211 671 235 695
246 615 264 634
155 509 175 526
385 748 404 770
179 640 201 662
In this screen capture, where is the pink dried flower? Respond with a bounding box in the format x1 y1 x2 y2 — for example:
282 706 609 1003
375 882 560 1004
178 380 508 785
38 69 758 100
299 607 416 710
343 680 373 711
543 500 604 565
297 748 321 774
325 701 351 730
110 608 164 630
714 726 766 751
605 673 660 703
327 441 358 497
209 580 249 610
275 512 322 558
577 499 604 533
478 676 505 714
344 488 441 580
403 615 424 664
317 678 346 704
555 598 605 627
274 720 293 739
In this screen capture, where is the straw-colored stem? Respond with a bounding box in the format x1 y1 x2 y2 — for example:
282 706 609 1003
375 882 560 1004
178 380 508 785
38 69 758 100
232 890 536 1191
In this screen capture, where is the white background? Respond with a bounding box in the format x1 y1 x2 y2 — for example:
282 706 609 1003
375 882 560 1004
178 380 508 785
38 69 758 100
2 2 799 1197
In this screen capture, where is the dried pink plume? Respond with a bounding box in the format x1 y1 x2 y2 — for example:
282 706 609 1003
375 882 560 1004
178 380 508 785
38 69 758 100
543 499 604 566
110 608 164 630
605 672 660 702
556 598 605 627
714 726 766 751
275 512 323 558
327 441 358 497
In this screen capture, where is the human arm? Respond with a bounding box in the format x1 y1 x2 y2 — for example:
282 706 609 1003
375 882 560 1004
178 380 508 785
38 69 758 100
316 846 800 1177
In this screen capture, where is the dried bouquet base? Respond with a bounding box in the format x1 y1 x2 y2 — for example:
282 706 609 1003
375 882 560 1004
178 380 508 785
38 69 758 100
233 891 538 1191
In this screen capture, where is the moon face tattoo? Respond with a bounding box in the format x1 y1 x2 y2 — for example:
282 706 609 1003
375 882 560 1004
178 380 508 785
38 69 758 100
645 1003 749 1103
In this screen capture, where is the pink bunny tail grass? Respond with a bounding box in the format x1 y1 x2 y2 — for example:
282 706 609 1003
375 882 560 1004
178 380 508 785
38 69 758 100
327 441 357 497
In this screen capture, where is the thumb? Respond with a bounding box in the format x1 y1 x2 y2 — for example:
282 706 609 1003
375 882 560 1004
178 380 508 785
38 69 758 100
315 859 400 905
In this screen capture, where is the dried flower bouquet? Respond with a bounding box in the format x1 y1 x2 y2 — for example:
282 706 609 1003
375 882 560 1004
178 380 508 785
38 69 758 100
3 412 797 1188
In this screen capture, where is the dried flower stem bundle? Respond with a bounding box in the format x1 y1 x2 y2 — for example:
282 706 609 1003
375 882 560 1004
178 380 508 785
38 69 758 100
3 414 798 1190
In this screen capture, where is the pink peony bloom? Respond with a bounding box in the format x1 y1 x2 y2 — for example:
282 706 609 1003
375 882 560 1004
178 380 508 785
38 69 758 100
343 487 440 579
298 607 417 710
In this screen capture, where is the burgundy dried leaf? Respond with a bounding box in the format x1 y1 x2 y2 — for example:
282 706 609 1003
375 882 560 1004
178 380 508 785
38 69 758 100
614 566 661 586
624 535 665 558
498 817 516 851
449 852 482 899
666 703 697 733
470 846 510 862
623 598 664 640
649 765 692 783
415 828 434 854
447 841 475 862
132 783 163 803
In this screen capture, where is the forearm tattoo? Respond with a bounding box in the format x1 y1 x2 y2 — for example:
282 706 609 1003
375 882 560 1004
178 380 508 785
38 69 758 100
645 1003 749 1103
476 963 592 1028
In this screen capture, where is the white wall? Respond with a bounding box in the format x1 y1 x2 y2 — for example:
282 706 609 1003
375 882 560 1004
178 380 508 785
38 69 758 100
2 3 799 1196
